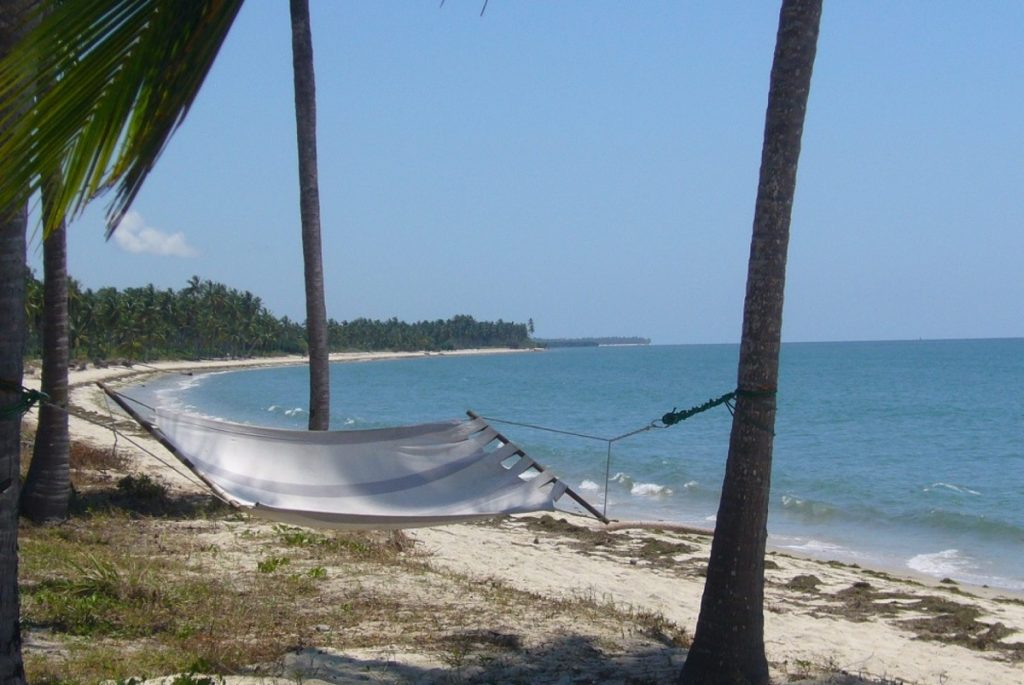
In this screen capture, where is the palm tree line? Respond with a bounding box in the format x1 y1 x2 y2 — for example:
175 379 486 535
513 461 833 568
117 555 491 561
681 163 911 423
22 273 533 362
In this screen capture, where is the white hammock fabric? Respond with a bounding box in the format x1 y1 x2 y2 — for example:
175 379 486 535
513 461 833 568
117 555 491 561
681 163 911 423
150 408 576 529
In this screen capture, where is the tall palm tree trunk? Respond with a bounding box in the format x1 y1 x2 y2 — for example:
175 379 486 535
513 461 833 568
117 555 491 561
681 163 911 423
289 0 330 431
679 1 821 683
0 4 31 681
21 177 71 523
0 214 27 685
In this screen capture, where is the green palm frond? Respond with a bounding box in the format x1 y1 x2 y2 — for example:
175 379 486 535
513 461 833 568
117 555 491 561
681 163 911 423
0 0 244 237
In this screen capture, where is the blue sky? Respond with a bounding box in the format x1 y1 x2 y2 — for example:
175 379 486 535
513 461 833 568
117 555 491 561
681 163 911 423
30 1 1024 344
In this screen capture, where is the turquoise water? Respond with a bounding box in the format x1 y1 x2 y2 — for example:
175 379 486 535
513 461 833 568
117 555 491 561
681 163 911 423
136 339 1024 590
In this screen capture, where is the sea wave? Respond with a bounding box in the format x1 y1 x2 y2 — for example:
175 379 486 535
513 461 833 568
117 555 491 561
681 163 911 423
579 479 600 492
610 472 633 487
631 482 672 497
150 372 207 411
264 405 307 417
775 537 851 557
607 472 672 497
923 482 982 496
907 549 971 578
900 508 1023 540
903 549 1024 590
779 494 835 521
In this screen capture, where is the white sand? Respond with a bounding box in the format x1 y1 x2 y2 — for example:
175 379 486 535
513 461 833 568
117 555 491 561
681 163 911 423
21 354 1024 684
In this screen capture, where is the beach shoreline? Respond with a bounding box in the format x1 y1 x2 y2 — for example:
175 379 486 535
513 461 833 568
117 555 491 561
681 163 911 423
19 351 1024 684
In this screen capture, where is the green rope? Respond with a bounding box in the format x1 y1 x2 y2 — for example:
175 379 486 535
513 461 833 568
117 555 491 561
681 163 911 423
660 391 737 427
660 387 778 432
0 379 49 420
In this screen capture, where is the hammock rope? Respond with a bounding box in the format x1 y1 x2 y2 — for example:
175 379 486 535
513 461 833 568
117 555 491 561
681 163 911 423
0 379 49 420
483 387 773 518
21 388 215 495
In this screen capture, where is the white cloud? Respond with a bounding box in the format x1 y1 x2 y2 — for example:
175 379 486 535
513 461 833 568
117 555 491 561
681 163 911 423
112 211 199 258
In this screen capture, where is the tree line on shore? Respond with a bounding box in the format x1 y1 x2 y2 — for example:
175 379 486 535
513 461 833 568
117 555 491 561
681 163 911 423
534 336 651 348
22 273 533 362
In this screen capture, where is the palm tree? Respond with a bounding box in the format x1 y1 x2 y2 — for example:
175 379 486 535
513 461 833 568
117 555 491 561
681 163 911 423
21 176 71 523
0 0 33 678
290 0 330 430
678 1 822 683
0 209 28 685
0 0 333 672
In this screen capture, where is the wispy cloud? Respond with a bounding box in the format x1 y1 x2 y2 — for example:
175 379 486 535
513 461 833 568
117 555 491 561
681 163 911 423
112 211 199 258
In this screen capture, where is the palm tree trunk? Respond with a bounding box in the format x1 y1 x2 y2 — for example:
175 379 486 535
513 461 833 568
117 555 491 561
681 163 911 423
289 0 330 431
0 212 27 685
22 1 71 521
0 4 31 680
679 1 821 683
21 178 71 523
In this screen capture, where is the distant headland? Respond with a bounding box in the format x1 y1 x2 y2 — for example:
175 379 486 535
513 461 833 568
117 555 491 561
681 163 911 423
533 337 652 348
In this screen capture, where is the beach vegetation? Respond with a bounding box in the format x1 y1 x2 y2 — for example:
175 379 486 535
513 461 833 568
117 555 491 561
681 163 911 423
256 555 290 574
21 273 535 362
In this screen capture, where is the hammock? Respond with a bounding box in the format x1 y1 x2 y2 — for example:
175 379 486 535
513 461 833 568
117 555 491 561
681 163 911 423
101 385 606 529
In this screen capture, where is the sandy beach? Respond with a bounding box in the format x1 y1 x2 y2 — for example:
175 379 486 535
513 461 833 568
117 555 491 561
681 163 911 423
19 354 1024 684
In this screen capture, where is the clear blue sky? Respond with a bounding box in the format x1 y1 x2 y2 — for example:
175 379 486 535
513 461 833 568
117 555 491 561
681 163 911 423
30 1 1024 344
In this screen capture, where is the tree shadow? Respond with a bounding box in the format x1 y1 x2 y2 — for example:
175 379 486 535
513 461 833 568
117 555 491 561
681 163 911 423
275 636 891 684
69 474 231 520
278 634 686 684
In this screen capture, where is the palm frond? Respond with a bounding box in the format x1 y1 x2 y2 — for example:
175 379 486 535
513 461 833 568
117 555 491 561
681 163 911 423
0 0 244 237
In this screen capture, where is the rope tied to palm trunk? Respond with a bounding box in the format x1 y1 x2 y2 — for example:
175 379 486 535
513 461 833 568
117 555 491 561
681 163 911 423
0 379 49 420
659 387 777 429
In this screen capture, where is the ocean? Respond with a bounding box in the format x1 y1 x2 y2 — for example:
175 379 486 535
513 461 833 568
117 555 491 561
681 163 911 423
133 338 1024 591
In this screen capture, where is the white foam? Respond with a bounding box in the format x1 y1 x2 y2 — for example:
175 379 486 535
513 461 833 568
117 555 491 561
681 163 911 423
924 482 981 496
579 480 600 491
630 482 672 497
907 549 971 577
907 550 1024 590
777 538 847 555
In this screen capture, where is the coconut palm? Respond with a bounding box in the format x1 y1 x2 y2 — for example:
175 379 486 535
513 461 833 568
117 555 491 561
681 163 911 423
0 0 34 677
20 176 71 523
0 0 331 417
678 1 822 683
0 0 333 674
0 206 28 685
289 0 329 430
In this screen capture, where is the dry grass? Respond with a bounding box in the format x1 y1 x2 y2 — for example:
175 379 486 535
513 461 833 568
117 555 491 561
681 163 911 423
19 438 692 684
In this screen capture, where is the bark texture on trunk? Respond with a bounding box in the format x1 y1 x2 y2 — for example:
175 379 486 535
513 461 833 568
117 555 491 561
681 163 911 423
0 3 32 681
0 215 27 685
679 1 821 683
21 202 70 523
289 0 330 431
